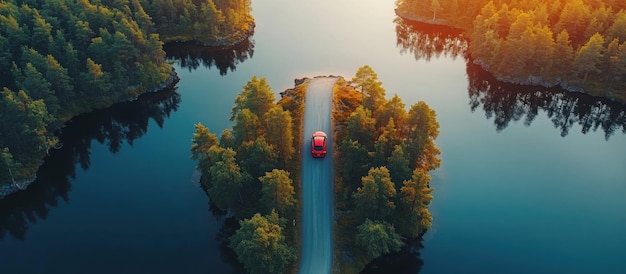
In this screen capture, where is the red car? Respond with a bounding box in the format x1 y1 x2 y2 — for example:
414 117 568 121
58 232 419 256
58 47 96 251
311 131 328 158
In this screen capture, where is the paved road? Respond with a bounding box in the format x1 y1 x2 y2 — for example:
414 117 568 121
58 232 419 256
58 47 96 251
299 77 336 274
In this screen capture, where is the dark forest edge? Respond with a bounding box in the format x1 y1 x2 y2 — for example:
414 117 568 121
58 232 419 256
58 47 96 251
0 0 254 195
396 0 626 103
0 88 180 240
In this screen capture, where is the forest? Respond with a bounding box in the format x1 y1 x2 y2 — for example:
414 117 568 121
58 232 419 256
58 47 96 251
396 0 626 102
333 66 440 273
191 76 305 274
0 0 252 190
141 0 254 45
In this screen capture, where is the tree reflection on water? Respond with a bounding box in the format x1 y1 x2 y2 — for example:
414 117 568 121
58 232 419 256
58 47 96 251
467 61 626 139
396 15 626 140
164 35 255 75
0 88 181 240
395 16 467 62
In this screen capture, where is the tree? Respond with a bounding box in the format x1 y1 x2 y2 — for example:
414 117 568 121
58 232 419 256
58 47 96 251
377 94 407 129
346 106 376 149
231 76 276 121
356 218 404 259
259 169 296 215
405 101 440 171
551 30 575 79
237 136 277 182
373 118 401 167
353 167 397 222
339 139 371 190
430 0 440 21
387 145 412 188
190 123 218 171
264 105 294 168
396 168 434 238
574 32 604 83
229 210 297 274
352 65 386 115
232 108 260 147
207 146 245 209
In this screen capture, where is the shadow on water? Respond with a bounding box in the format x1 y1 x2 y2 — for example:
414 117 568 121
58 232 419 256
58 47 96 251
467 61 626 139
360 238 424 274
0 88 181 240
164 35 255 75
394 16 468 62
396 15 626 140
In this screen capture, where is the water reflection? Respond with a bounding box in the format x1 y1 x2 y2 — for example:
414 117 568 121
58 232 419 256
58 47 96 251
467 61 626 139
164 36 255 75
0 89 181 240
394 16 468 62
360 238 424 274
395 16 626 139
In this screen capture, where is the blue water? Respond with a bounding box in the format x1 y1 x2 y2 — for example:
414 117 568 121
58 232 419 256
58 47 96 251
1 0 625 273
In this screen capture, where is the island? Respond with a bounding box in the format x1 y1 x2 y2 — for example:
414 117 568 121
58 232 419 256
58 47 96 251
190 66 440 273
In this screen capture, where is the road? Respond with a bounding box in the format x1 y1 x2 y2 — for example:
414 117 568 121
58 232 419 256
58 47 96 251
299 77 337 274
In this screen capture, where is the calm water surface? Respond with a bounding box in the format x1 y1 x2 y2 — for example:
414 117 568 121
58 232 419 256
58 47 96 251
1 1 625 273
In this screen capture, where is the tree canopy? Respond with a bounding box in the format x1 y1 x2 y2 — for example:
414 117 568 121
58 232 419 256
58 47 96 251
334 66 440 272
191 75 304 273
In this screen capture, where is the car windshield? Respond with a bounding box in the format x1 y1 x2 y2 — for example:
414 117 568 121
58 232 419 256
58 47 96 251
314 145 323 150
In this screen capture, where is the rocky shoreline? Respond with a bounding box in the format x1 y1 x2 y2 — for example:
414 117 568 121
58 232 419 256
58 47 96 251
0 68 180 199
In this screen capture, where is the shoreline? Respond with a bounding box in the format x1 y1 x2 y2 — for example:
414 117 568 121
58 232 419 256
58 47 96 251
0 68 180 199
395 9 622 104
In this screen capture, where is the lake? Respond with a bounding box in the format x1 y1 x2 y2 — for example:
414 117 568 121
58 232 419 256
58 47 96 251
1 0 625 273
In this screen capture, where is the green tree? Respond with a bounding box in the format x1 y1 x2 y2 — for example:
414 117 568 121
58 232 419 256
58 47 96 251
207 146 245 209
264 105 294 168
551 30 575 79
339 139 371 190
229 210 296 274
237 136 277 181
356 218 404 259
353 167 397 222
373 118 401 167
352 65 386 115
396 168 434 238
231 76 276 121
574 32 605 83
387 145 412 188
346 105 376 149
232 108 260 147
405 101 440 171
190 123 218 172
259 169 296 215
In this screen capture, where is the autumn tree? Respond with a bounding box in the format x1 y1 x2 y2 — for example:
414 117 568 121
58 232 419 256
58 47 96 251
229 210 296 274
